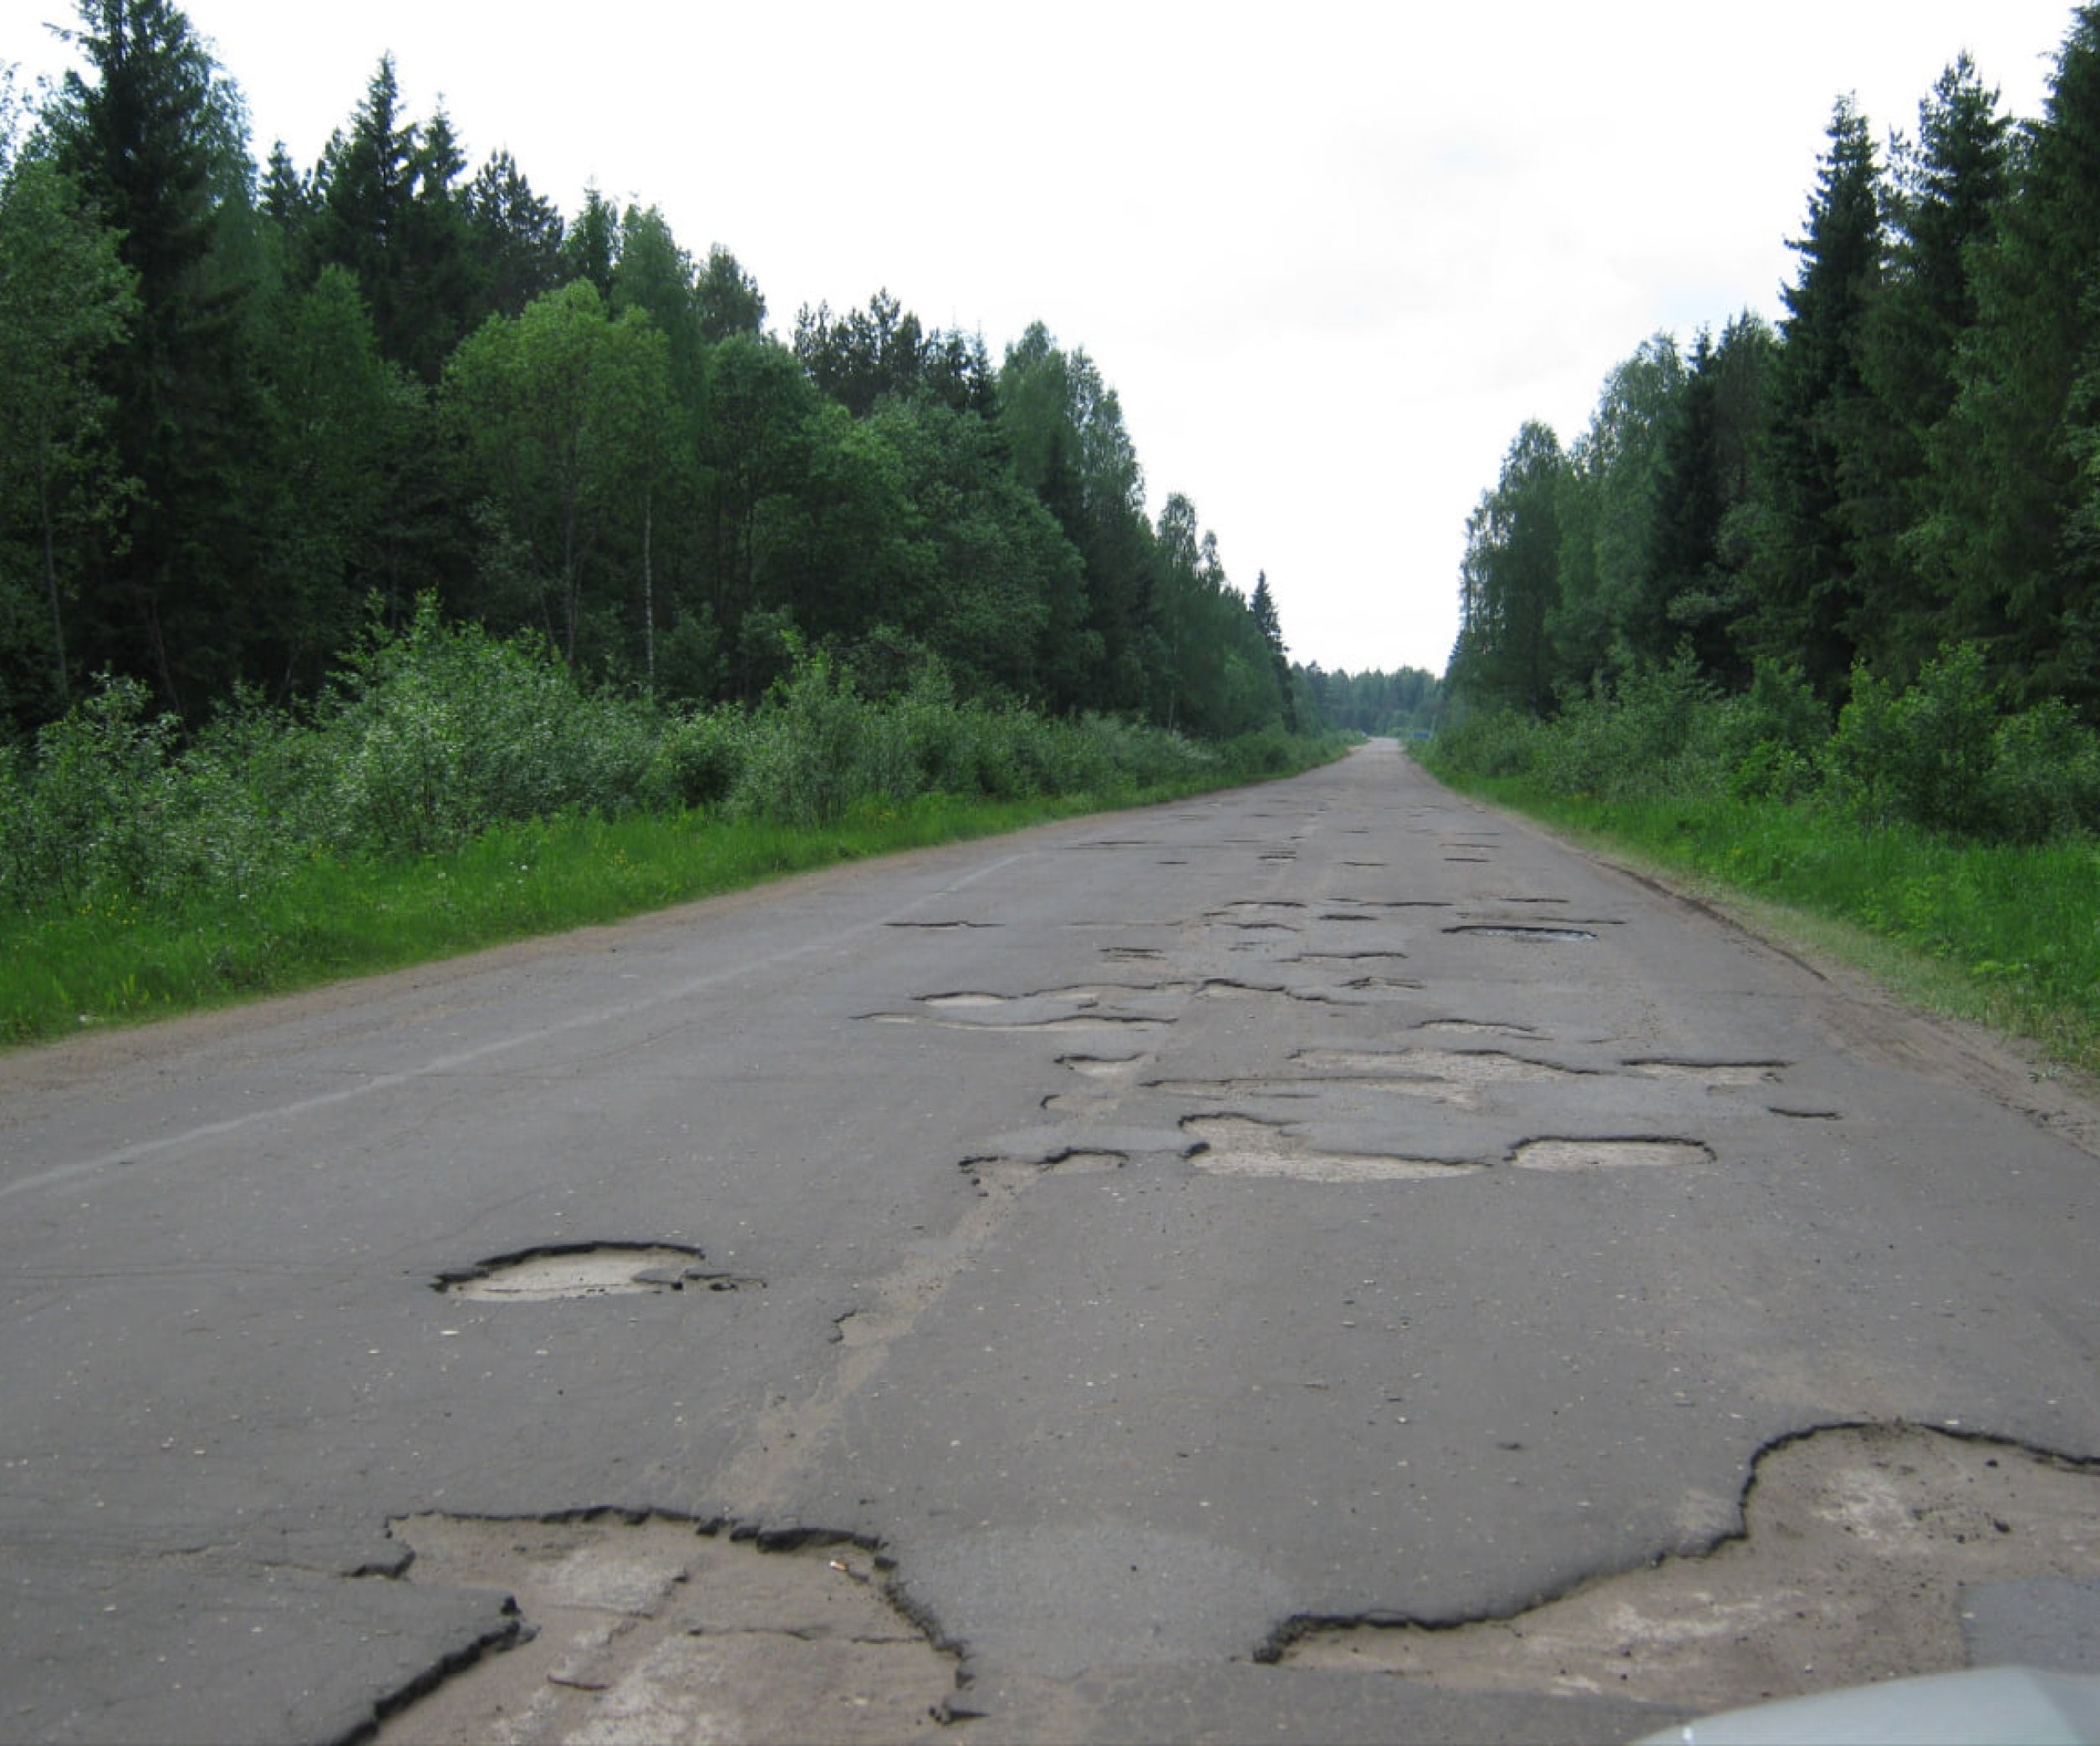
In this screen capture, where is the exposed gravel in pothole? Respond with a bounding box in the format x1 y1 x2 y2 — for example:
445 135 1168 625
1058 1054 1151 1080
1294 1048 1583 1085
1509 1138 1714 1172
1625 1060 1787 1085
1286 1424 2100 1713
376 1515 957 1746
438 1246 748 1302
1446 925 1599 942
1184 1116 1481 1182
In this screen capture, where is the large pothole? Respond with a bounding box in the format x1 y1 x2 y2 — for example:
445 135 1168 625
437 1245 756 1302
1509 1138 1715 1172
1285 1424 2100 1713
375 1515 959 1745
1294 1047 1584 1085
1183 1115 1481 1182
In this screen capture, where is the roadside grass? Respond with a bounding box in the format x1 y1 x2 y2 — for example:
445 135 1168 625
0 758 1333 1050
1431 770 2100 1081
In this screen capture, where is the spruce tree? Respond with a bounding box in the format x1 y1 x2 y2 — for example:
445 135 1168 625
1249 571 1297 730
1858 57 2010 681
1742 96 1883 701
1926 8 2100 709
49 0 265 713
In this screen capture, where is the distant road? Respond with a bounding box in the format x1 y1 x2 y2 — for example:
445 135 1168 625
5 742 2097 1744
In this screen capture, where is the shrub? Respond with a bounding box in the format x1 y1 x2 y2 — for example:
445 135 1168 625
2 676 179 906
1720 660 1829 799
731 652 909 827
1427 707 1539 780
1531 654 1725 801
640 707 749 810
1985 699 2100 843
319 598 659 854
1826 644 2001 836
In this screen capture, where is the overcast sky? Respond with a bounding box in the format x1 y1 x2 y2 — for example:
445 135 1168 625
11 3 2081 674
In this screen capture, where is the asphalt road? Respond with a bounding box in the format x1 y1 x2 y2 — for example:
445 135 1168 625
3 742 2097 1744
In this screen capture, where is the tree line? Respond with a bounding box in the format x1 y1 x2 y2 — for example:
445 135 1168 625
1448 10 2100 734
0 1 1300 743
1292 664 1443 737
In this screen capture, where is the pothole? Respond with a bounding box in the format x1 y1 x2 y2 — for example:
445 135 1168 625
1446 925 1599 943
1152 1080 1326 1103
1416 1019 1540 1039
884 920 998 931
1336 900 1455 911
375 1515 960 1746
964 1150 1126 1187
886 989 1175 1033
1283 1424 2100 1714
1295 1048 1583 1085
1058 1054 1151 1081
1508 1138 1713 1172
1625 1059 1787 1086
436 1245 755 1302
1183 1116 1481 1182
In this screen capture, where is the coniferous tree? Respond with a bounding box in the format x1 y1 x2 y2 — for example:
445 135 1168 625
561 186 618 298
48 0 267 714
464 150 565 321
1250 571 1297 730
1924 8 2100 708
0 150 139 721
1742 96 1884 700
1857 56 2011 680
1651 313 1776 687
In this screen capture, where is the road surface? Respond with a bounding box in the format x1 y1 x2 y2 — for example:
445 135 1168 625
3 742 2097 1743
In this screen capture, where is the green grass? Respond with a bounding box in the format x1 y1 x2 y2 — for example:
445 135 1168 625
1430 768 2100 1080
0 758 1335 1051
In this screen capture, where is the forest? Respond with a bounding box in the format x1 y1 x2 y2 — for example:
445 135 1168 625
0 1 1305 746
1445 6 2100 837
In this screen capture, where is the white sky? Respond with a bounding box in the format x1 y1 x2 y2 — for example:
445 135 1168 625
10 2 2077 675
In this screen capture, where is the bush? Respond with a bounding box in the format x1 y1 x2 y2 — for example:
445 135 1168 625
640 707 749 810
1427 707 1540 780
0 600 1323 926
730 652 912 827
1985 699 2100 843
1826 644 2001 836
1 676 180 907
1529 654 1726 801
319 598 659 854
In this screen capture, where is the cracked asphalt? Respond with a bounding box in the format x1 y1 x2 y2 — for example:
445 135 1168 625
3 741 2098 1743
